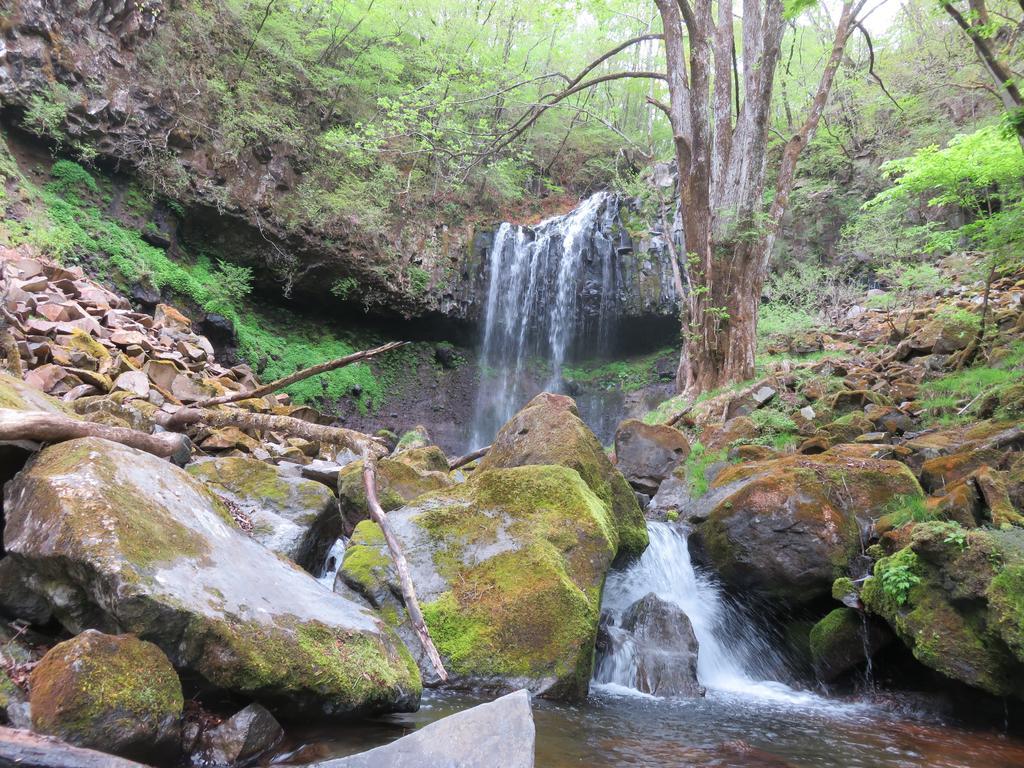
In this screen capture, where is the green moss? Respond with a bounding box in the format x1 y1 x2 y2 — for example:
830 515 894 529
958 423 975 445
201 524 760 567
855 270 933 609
412 466 617 697
191 614 421 711
832 576 856 602
809 608 862 668
30 632 183 744
988 564 1024 659
340 521 392 602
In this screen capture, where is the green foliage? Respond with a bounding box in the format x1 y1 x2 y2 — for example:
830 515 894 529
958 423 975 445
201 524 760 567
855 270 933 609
331 277 359 301
563 350 670 393
880 494 933 529
680 440 728 498
916 340 1024 423
407 266 430 295
22 83 72 142
877 551 922 607
748 407 798 448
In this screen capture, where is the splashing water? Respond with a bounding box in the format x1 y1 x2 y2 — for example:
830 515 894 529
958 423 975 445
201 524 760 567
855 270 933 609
595 522 839 707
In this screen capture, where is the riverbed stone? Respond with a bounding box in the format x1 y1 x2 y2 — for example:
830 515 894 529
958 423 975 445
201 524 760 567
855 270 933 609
621 593 701 697
186 456 342 573
313 689 534 768
192 702 283 766
3 438 421 719
341 465 621 699
691 452 924 606
479 393 648 554
613 419 690 495
862 523 1024 696
29 630 182 762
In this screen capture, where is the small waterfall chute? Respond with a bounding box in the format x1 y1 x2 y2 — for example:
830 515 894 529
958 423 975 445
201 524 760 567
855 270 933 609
595 522 814 703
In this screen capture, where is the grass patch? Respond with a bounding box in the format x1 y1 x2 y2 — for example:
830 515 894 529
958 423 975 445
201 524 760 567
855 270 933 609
563 348 671 392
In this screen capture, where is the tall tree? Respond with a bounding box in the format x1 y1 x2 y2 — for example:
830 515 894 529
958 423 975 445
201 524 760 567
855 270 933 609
483 0 869 393
656 0 866 392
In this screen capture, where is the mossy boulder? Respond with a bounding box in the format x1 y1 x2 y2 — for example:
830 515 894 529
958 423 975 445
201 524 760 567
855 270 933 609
808 608 891 682
861 523 1024 696
478 392 648 554
29 630 182 762
187 457 342 573
337 447 453 536
339 464 622 699
4 438 420 719
691 453 924 606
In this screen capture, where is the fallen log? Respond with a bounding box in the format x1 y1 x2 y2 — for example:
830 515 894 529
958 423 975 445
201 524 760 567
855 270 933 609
0 409 192 465
158 407 386 458
449 444 489 470
362 447 449 683
194 341 408 408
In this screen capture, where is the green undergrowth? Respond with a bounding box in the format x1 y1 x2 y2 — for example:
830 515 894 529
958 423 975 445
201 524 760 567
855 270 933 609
562 348 671 392
680 440 728 498
917 340 1024 425
0 158 414 413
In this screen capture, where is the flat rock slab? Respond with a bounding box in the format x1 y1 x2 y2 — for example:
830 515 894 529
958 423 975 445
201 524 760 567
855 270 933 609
0 727 148 768
314 690 534 768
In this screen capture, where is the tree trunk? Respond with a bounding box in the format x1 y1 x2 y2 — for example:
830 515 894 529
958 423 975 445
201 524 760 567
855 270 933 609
678 241 762 392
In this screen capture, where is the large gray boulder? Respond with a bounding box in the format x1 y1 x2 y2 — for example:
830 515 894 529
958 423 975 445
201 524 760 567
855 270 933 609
187 456 342 573
620 593 701 697
613 419 690 495
3 438 421 720
0 727 148 768
337 464 621 700
314 689 534 768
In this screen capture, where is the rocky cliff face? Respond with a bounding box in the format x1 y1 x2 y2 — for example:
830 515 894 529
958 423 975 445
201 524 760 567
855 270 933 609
0 1 681 333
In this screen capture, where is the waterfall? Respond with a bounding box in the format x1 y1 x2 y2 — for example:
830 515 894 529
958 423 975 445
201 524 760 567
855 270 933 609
469 192 621 449
595 522 797 699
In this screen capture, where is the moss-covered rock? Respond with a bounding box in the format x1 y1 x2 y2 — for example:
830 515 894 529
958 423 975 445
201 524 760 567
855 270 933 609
691 452 923 606
4 438 420 719
187 456 342 573
861 522 1024 697
340 464 621 699
29 630 182 762
613 419 690 495
478 392 648 554
337 448 452 535
809 608 891 682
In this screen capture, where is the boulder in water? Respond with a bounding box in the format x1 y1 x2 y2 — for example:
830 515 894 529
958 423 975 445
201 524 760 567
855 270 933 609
691 452 923 606
186 456 342 573
338 464 621 699
192 703 283 766
862 523 1024 696
28 630 182 762
809 608 892 682
613 419 690 496
479 393 648 554
311 689 535 768
620 593 702 697
4 438 421 719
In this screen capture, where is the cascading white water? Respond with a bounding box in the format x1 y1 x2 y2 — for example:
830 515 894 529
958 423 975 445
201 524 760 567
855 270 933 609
595 522 816 703
469 192 618 449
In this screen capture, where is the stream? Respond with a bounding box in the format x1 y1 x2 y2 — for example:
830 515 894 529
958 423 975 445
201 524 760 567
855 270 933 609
286 524 1024 767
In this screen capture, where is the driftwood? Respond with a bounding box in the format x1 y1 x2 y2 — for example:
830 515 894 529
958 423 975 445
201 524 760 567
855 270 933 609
449 444 489 470
665 404 693 428
0 409 192 465
362 448 449 683
195 341 408 408
158 407 386 457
